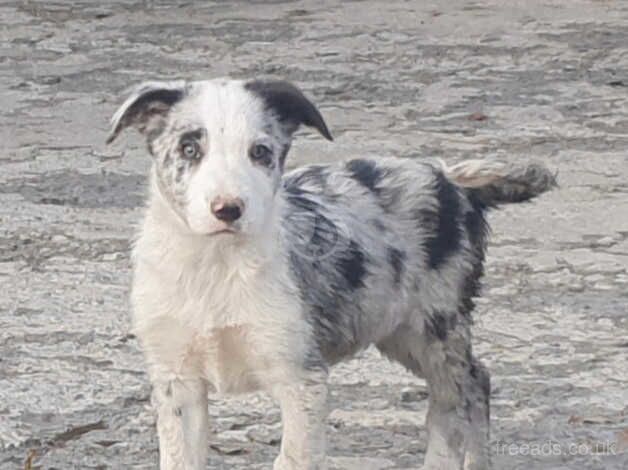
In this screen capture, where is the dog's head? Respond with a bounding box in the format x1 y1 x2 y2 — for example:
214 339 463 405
108 79 332 236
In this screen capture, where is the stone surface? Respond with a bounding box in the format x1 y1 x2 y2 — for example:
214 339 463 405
1 1 627 469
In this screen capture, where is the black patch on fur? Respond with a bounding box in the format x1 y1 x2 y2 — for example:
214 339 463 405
459 191 490 316
278 143 291 169
179 128 204 144
335 240 367 290
346 159 382 193
387 247 405 285
425 312 448 341
465 190 490 254
373 219 386 232
137 88 183 108
245 80 333 141
470 360 491 410
346 159 401 211
419 172 462 270
464 397 473 416
424 311 457 341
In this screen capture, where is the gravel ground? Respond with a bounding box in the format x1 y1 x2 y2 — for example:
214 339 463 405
1 1 627 469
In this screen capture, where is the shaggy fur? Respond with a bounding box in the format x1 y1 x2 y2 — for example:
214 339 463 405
108 78 555 470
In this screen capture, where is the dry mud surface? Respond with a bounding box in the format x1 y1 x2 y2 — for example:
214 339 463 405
1 1 628 469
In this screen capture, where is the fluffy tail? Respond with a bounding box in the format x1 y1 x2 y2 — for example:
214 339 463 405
443 159 557 206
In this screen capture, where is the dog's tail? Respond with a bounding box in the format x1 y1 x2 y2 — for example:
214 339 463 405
443 159 557 206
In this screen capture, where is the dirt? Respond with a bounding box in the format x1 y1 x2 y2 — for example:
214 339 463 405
1 1 627 469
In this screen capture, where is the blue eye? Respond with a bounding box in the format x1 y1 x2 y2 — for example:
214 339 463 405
181 140 201 160
249 144 273 166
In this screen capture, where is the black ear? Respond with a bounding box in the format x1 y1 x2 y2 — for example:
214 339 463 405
245 80 333 141
106 81 186 144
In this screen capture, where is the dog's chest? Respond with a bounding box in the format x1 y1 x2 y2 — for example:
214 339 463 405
133 255 304 394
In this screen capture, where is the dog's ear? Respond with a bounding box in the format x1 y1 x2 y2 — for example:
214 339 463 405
245 80 333 141
106 81 186 144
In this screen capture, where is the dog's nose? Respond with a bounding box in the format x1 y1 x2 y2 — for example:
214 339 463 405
211 197 244 223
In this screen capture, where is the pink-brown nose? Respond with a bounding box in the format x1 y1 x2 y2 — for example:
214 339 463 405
210 197 244 223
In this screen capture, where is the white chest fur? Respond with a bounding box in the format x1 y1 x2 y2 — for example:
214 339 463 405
130 218 309 394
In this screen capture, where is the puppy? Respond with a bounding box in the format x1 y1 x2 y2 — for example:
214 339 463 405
107 78 555 470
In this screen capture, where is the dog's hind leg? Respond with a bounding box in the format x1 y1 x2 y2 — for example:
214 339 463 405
377 320 490 470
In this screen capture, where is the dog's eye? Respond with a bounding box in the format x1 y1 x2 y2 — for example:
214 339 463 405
181 140 201 160
249 144 273 166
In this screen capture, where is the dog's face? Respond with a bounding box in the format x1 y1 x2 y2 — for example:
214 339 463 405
108 79 332 236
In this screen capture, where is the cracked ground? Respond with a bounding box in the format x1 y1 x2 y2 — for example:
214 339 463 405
1 1 627 469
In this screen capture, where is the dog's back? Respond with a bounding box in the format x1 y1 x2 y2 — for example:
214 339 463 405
282 157 555 365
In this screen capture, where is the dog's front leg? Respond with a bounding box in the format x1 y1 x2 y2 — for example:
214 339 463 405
151 376 209 470
272 372 329 470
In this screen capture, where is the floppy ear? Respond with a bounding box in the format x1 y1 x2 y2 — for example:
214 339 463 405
244 80 333 141
106 81 186 144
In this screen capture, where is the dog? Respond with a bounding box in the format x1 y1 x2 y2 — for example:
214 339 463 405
107 78 555 470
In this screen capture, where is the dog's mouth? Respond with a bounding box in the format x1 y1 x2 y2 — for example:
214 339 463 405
186 220 243 237
207 226 239 236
